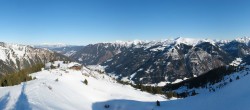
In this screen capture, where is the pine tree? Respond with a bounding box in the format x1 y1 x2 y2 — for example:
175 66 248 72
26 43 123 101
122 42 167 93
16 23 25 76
191 90 197 96
236 76 240 80
83 79 88 85
156 100 160 106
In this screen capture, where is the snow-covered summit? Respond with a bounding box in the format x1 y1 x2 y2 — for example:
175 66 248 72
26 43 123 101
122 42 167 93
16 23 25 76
0 42 29 60
113 40 145 47
174 37 200 46
235 36 250 45
174 37 218 46
100 37 220 49
0 42 68 75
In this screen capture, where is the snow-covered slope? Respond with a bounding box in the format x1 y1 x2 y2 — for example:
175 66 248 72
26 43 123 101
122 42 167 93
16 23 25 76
0 64 165 110
0 42 70 75
160 70 250 110
93 68 250 110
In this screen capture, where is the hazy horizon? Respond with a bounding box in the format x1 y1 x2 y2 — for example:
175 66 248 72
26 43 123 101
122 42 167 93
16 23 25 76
8 36 248 46
1 36 250 46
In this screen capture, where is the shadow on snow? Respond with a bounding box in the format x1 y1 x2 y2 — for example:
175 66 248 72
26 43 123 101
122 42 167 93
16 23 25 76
14 83 32 110
91 99 164 110
0 92 10 110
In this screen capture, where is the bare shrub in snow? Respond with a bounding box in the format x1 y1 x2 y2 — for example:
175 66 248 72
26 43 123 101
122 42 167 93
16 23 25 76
48 86 52 90
82 79 88 85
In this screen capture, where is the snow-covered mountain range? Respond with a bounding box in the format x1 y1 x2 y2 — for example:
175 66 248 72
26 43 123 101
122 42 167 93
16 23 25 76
45 37 250 85
33 43 70 49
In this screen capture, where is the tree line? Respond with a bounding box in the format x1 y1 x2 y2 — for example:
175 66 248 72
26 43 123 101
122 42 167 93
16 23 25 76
116 65 242 99
117 80 180 99
163 66 239 91
0 63 44 87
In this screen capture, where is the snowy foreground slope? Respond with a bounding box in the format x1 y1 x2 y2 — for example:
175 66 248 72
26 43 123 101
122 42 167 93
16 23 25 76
93 71 250 110
1 64 250 110
162 73 250 110
0 67 165 110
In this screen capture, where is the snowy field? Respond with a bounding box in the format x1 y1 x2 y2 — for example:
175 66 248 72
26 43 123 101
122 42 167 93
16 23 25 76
0 64 166 110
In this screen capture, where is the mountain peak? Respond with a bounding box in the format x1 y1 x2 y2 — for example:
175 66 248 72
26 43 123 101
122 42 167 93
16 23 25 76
113 40 144 46
235 36 250 44
174 37 200 46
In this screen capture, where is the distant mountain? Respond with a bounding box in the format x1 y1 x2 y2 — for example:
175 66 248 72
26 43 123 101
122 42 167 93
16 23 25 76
34 44 84 57
48 46 84 57
101 38 232 84
33 43 69 49
0 42 69 76
71 43 129 65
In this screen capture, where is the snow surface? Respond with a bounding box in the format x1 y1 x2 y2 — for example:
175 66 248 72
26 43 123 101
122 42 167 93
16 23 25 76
230 58 242 66
64 50 77 57
67 62 81 68
150 46 166 51
160 70 250 110
112 40 144 47
0 66 165 110
175 37 200 46
171 79 183 84
130 72 137 80
156 81 169 87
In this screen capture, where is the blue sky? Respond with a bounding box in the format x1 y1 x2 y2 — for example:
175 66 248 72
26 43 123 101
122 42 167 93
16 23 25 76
0 0 250 45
